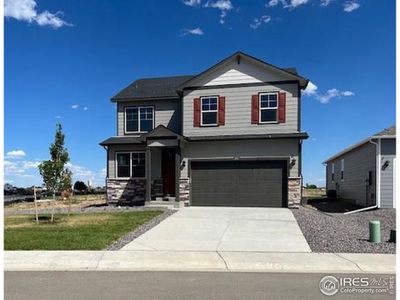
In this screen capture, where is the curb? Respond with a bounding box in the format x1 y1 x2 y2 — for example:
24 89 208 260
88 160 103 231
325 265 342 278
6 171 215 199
5 251 396 274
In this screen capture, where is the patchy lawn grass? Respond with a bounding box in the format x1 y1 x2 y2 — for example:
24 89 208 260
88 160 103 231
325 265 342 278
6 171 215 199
5 210 162 250
302 188 326 199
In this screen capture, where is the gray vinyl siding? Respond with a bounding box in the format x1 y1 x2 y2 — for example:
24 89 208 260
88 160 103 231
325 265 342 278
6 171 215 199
326 143 376 207
180 138 300 179
107 144 161 179
182 83 299 137
380 139 396 208
117 99 181 136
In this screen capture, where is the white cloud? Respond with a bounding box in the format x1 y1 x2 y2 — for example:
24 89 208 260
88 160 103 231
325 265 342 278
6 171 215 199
266 0 309 9
35 11 70 28
71 104 79 109
204 0 233 24
83 107 89 111
250 15 271 29
23 161 40 169
320 0 333 6
4 159 39 176
4 0 72 29
303 81 318 95
266 0 280 7
55 115 62 119
66 163 106 185
343 0 360 12
182 0 202 6
284 0 309 9
341 91 355 96
6 150 26 159
181 27 204 36
302 81 355 104
4 159 105 187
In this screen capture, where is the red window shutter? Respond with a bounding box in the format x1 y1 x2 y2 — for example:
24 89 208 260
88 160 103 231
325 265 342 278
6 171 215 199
193 98 201 127
251 95 259 124
218 96 225 126
278 92 286 123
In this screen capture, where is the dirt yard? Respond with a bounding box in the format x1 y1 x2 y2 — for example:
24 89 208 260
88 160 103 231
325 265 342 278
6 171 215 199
4 194 107 215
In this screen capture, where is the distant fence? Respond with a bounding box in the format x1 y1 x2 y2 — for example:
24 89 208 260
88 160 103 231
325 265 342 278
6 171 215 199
4 195 36 205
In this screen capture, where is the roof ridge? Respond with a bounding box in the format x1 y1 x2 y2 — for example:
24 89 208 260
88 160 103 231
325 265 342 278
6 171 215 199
136 75 196 81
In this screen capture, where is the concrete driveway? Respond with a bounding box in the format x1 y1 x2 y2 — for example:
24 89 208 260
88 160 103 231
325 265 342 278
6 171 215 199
121 207 311 252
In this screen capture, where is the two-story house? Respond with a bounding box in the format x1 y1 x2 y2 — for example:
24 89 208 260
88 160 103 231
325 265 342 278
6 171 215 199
100 52 309 208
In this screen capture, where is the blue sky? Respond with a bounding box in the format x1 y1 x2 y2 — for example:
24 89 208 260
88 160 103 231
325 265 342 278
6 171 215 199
5 0 395 187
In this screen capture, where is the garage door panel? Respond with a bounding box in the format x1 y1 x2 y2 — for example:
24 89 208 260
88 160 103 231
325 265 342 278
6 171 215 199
191 160 287 207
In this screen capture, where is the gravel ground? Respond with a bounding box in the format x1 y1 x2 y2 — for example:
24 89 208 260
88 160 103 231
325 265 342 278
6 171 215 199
106 209 176 250
291 206 396 254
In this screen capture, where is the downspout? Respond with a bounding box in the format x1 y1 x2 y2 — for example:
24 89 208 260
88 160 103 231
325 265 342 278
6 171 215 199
344 138 380 215
102 146 109 201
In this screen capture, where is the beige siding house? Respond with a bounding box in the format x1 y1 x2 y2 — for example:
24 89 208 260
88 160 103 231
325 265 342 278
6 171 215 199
324 126 396 208
100 52 309 207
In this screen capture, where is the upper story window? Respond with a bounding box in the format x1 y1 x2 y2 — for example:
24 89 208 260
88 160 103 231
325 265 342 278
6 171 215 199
331 163 335 181
341 159 344 181
201 96 218 126
259 92 278 123
116 152 146 178
125 106 154 133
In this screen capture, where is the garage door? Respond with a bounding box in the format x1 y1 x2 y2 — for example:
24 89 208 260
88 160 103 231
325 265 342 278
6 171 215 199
191 160 288 207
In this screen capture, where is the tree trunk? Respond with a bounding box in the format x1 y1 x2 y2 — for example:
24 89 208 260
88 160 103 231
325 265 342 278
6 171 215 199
51 191 55 223
34 187 39 224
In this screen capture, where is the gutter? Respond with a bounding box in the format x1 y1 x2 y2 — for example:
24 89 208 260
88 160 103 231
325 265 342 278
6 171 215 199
344 138 381 214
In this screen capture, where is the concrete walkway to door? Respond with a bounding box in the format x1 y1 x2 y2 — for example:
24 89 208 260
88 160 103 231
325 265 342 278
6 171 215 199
121 207 311 252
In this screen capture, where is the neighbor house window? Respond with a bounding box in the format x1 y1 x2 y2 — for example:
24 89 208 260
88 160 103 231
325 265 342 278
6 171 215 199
125 106 154 133
201 96 218 126
341 159 344 181
331 163 335 181
259 92 278 123
116 152 146 178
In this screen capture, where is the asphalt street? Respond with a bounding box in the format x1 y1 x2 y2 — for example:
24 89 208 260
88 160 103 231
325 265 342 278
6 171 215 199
5 271 395 300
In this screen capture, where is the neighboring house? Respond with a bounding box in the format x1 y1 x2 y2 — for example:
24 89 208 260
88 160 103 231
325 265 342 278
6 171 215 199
100 51 309 208
323 126 396 209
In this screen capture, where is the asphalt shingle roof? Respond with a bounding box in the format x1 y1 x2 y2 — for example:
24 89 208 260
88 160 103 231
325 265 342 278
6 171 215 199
374 126 396 137
111 67 300 102
324 125 396 163
111 75 195 101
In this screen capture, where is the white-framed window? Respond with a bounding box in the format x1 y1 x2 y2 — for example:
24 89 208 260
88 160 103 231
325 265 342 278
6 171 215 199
341 159 344 181
201 96 218 126
125 106 154 133
259 92 278 123
116 152 146 178
331 163 335 181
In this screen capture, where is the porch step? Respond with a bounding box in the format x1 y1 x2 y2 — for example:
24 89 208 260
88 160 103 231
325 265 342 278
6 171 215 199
145 200 179 209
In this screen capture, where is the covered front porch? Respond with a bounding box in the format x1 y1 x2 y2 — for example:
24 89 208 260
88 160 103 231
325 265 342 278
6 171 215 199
101 125 183 205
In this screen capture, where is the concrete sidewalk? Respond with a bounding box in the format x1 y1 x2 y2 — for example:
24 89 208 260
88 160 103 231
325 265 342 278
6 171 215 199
5 251 395 274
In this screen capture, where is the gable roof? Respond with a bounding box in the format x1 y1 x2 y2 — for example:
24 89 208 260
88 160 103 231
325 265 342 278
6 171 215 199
111 75 194 102
323 126 396 163
178 51 309 90
99 125 184 146
139 125 184 141
99 136 143 146
111 51 309 102
374 126 396 137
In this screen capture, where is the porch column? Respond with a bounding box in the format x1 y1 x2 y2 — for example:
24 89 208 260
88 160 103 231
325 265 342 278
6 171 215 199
175 147 181 201
146 147 151 201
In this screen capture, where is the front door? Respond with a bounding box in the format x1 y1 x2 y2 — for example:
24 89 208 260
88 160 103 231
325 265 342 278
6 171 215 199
162 148 176 196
